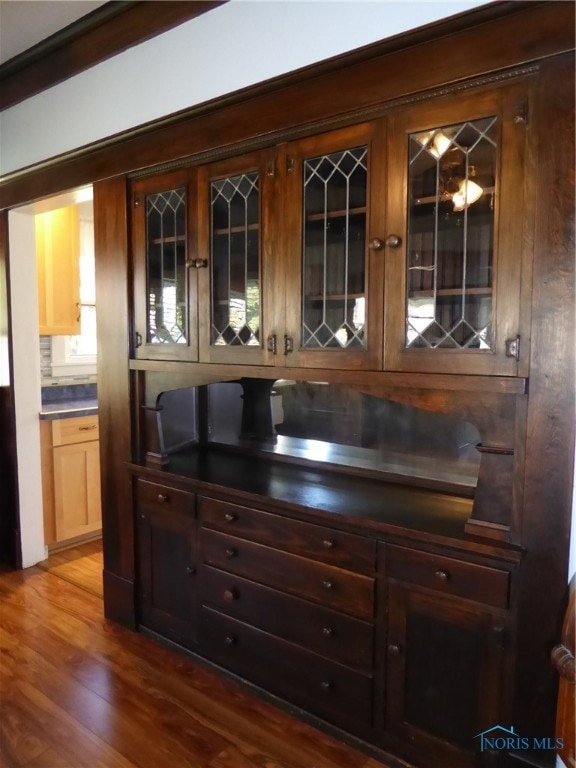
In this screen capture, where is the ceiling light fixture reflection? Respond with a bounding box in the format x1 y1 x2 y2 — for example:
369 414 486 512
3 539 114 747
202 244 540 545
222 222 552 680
452 178 484 211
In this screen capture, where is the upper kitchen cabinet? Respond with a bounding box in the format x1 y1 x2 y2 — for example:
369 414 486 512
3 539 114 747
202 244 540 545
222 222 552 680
196 150 276 365
36 206 80 336
384 83 532 376
132 168 199 361
281 122 386 370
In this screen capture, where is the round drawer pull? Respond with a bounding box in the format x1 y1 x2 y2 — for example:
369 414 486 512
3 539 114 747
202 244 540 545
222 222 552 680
223 588 239 602
435 569 450 582
388 643 401 655
320 681 333 692
322 539 335 549
224 512 237 522
322 580 335 591
322 626 334 637
225 547 238 559
186 566 196 575
157 493 168 503
224 635 237 646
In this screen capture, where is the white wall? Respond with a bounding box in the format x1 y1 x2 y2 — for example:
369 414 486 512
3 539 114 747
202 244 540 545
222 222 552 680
0 0 489 176
7 210 46 567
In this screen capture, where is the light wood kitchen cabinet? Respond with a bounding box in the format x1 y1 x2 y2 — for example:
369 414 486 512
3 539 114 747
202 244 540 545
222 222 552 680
41 414 101 546
36 206 80 336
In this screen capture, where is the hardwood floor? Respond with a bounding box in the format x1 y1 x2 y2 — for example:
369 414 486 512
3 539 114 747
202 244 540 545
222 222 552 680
0 547 392 768
37 539 104 598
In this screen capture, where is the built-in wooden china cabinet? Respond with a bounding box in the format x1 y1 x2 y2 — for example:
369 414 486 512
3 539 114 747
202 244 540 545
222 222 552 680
0 3 573 767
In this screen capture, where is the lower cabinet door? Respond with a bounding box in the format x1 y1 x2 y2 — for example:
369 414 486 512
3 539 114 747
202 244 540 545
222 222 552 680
53 440 101 541
200 606 374 732
383 582 507 768
136 487 198 648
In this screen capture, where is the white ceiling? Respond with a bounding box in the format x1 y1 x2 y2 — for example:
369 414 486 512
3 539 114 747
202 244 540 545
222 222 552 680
0 0 107 65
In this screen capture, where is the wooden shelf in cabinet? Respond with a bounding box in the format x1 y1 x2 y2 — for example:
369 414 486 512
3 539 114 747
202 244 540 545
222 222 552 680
306 206 366 222
410 287 492 298
306 293 364 301
213 223 260 235
150 235 186 245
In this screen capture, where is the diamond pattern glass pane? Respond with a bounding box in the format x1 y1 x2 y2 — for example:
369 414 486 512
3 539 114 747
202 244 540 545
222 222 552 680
145 187 187 345
210 172 260 347
406 117 497 350
302 146 368 349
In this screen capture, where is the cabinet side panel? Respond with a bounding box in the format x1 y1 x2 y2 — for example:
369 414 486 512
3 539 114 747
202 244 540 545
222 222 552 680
94 176 134 627
514 51 575 739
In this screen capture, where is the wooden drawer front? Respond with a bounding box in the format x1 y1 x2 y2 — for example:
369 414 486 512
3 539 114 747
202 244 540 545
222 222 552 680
136 478 195 517
386 545 510 609
202 529 374 620
200 565 374 671
200 606 373 729
199 496 376 574
51 415 99 445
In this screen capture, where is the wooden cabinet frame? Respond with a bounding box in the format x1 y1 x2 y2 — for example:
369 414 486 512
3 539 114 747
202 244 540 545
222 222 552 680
1 4 574 767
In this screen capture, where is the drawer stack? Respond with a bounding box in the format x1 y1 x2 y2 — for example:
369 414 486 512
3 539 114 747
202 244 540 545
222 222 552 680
198 496 377 731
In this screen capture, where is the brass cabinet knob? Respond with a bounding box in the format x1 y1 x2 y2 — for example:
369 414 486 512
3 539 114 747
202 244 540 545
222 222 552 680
320 681 333 691
369 238 384 250
322 580 335 591
157 493 168 503
223 588 239 602
224 512 237 523
186 565 196 575
225 635 237 646
186 258 208 269
322 626 334 637
384 234 402 248
322 539 335 549
388 643 401 655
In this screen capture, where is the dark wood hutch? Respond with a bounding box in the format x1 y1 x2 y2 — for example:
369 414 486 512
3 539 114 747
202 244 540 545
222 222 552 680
1 3 574 767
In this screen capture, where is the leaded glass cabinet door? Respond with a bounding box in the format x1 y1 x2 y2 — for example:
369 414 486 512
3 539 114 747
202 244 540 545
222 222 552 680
197 151 276 364
283 123 386 370
132 169 198 361
385 85 530 375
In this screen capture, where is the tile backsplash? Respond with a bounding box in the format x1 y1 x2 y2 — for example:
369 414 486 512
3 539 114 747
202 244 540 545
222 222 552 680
39 335 97 386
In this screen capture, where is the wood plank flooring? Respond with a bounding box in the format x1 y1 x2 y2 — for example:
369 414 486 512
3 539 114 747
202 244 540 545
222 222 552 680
37 539 103 598
0 545 393 768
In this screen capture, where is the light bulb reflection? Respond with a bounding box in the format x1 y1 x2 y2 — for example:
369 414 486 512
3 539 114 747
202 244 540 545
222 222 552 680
452 179 483 211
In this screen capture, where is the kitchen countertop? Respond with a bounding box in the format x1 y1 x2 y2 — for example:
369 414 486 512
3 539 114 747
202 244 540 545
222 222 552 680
40 383 98 420
40 398 98 419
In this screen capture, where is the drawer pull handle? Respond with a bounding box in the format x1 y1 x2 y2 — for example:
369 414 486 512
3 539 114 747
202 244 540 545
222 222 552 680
78 425 97 431
320 681 333 692
322 539 335 549
225 547 238 559
322 580 335 591
388 643 401 655
322 626 334 637
186 566 196 575
435 569 449 582
223 588 239 602
224 635 237 646
224 513 237 522
157 493 169 503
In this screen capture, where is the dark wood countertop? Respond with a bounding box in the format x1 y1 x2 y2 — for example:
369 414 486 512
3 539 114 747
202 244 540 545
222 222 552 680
128 446 522 564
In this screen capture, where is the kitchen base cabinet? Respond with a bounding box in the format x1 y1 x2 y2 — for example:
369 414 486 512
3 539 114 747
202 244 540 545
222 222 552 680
379 544 511 768
41 414 102 546
135 479 198 648
53 439 101 541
